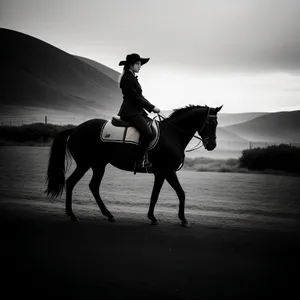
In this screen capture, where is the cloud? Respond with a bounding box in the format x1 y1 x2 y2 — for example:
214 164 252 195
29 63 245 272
1 0 300 74
137 0 300 73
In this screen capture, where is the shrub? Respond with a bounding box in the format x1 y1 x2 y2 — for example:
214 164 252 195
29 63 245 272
239 144 300 174
0 123 76 143
184 157 240 173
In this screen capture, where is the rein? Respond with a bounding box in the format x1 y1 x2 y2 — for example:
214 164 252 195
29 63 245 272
156 108 212 153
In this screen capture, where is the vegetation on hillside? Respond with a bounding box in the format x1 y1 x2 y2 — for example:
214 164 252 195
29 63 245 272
0 123 75 145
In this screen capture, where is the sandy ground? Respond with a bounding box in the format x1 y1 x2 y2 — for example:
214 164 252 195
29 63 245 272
1 146 300 299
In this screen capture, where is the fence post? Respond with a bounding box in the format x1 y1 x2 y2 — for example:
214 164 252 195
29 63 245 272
45 116 47 124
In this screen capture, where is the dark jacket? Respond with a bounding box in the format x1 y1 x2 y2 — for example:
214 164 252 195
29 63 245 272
118 70 155 117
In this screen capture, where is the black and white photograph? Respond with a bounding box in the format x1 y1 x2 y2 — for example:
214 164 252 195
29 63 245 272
1 1 299 299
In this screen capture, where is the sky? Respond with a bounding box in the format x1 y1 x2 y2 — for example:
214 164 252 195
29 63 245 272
1 0 300 113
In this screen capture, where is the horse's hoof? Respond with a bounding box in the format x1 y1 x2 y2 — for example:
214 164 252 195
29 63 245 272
70 215 78 222
181 221 191 228
108 216 116 222
151 220 159 225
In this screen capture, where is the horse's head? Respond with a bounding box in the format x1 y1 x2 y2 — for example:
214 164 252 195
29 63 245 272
197 105 223 151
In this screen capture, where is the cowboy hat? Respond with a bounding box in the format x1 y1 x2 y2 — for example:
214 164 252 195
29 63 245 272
119 53 150 66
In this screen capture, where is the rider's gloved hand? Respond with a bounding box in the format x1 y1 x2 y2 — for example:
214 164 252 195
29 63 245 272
153 107 161 113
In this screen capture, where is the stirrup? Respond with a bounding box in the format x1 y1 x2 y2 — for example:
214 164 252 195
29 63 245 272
141 150 152 169
133 158 152 175
141 158 152 169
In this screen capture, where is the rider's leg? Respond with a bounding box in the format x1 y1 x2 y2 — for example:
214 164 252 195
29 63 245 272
121 114 154 167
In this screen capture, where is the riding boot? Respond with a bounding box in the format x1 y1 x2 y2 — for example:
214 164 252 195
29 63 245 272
141 149 152 169
134 140 152 173
140 137 152 168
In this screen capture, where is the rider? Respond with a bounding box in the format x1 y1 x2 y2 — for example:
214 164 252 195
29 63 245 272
118 53 161 168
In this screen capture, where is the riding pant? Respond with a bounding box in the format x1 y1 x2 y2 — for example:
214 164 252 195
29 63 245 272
121 114 155 148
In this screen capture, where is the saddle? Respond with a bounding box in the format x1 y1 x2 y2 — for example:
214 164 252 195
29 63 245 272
100 117 160 150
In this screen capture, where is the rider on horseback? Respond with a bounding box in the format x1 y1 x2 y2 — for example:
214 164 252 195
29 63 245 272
118 53 160 169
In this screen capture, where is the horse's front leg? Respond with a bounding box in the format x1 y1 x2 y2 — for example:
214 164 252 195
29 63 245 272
147 173 165 225
166 170 190 227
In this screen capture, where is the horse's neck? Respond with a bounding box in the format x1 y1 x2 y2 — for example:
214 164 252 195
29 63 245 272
167 108 206 150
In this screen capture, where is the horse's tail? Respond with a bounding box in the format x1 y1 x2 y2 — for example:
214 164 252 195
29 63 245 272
45 128 74 198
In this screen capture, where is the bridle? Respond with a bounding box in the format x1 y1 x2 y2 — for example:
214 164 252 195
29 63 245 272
195 108 218 150
156 107 217 152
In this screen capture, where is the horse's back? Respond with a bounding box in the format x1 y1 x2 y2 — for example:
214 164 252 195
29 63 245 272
67 118 107 153
72 118 106 132
77 118 107 127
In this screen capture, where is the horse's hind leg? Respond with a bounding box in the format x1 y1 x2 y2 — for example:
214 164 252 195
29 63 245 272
66 165 89 221
89 164 116 222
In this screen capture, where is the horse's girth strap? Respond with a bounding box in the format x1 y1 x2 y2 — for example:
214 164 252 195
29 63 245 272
123 127 128 142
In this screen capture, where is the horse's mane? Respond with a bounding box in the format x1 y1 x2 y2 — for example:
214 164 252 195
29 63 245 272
168 105 208 120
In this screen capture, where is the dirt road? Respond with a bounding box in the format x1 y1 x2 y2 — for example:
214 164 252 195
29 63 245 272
1 146 299 299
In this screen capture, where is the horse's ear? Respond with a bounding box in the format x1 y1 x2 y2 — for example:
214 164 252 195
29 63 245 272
216 105 223 113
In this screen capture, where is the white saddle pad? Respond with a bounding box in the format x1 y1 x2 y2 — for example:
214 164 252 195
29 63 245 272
100 119 160 150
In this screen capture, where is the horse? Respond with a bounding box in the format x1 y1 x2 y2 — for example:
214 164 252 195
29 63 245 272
45 105 223 227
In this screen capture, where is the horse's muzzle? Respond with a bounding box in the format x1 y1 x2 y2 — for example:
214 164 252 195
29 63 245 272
204 138 216 151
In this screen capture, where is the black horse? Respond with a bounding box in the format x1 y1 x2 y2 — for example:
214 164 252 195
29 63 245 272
46 105 222 227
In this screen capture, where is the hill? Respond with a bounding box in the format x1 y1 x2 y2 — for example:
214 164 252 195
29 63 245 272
216 127 249 149
0 28 122 124
217 112 269 127
76 56 120 82
224 110 300 143
162 110 267 128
